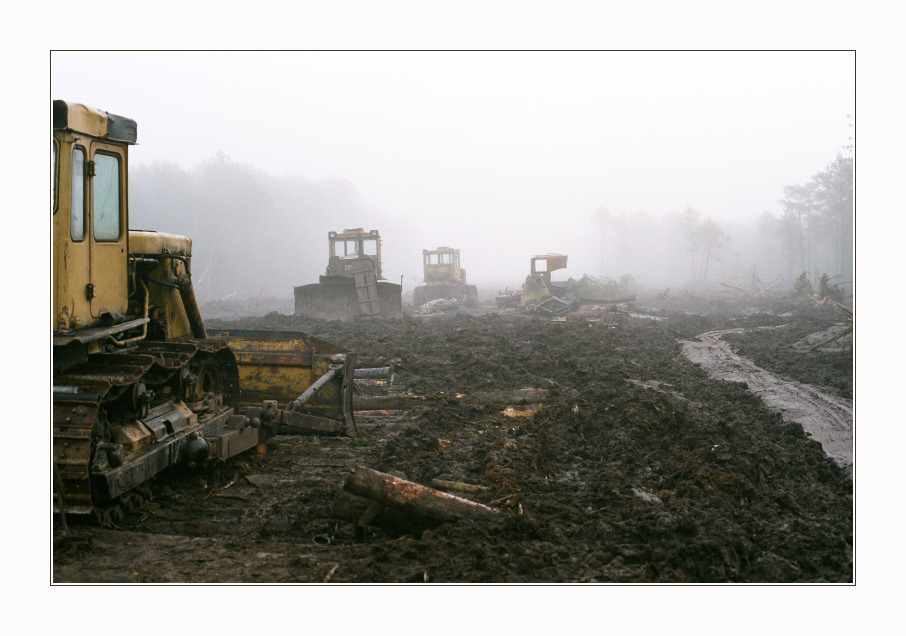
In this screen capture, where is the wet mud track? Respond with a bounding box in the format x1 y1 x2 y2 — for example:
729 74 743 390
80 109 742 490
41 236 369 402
681 328 853 472
52 295 854 583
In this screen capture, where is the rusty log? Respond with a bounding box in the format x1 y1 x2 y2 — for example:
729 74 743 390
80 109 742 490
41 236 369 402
342 466 503 523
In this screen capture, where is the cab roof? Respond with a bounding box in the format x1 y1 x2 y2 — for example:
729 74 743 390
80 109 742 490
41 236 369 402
53 100 137 144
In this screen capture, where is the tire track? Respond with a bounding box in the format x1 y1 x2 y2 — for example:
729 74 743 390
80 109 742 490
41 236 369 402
681 328 853 472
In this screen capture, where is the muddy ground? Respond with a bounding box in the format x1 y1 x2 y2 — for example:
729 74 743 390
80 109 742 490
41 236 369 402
52 291 854 583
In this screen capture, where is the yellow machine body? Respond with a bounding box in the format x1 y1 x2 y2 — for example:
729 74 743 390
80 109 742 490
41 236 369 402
52 100 356 523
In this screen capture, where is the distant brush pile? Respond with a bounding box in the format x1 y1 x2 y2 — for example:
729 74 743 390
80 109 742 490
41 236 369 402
572 274 637 302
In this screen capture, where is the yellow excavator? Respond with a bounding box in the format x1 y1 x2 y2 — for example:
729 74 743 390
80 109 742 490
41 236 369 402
53 100 357 525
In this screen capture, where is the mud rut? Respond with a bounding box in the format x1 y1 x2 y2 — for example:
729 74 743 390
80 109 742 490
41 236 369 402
52 295 854 583
681 328 853 473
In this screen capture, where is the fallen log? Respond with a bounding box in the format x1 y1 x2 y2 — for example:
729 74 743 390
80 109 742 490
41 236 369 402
278 411 346 435
354 366 394 379
473 388 548 404
809 325 853 351
354 395 439 410
331 489 438 533
720 282 756 294
429 479 488 494
353 388 548 411
343 466 503 524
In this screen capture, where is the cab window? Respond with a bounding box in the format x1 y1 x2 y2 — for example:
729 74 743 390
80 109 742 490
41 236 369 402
333 239 359 256
362 238 378 256
93 152 121 241
71 147 86 241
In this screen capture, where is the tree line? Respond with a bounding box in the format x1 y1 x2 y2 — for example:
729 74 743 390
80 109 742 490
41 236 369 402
587 153 853 295
774 154 853 291
128 153 388 303
129 151 853 301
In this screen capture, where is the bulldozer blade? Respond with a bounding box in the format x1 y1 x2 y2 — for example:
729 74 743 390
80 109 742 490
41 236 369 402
376 282 403 316
294 280 360 320
206 329 356 425
294 278 401 320
413 283 478 307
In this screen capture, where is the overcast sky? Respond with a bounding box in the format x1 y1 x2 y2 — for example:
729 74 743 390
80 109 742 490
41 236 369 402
51 51 853 231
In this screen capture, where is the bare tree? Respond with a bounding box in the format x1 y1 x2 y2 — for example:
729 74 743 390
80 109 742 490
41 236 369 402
697 218 729 282
679 205 701 280
779 182 817 277
679 206 728 283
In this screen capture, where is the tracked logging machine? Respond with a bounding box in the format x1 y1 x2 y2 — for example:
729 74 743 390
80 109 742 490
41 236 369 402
521 254 576 315
294 228 402 320
412 247 478 307
52 101 357 525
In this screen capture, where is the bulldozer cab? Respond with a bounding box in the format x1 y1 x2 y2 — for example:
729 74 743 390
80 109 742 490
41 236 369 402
327 228 384 279
530 254 568 286
422 247 465 284
412 246 478 307
53 101 136 333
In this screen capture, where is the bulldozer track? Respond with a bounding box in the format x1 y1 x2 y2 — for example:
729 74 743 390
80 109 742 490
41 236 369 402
53 339 237 524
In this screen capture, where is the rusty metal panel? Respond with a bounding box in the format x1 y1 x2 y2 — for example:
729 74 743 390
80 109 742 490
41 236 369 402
205 423 263 461
53 402 98 438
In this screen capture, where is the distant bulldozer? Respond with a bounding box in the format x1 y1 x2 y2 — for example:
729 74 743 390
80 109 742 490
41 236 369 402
521 254 577 315
294 228 402 320
412 246 478 307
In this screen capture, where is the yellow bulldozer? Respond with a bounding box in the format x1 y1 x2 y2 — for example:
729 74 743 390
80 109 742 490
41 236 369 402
412 246 478 307
52 100 357 525
520 253 577 315
294 228 402 320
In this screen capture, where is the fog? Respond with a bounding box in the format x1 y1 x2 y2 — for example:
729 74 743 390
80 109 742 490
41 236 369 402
50 51 854 302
